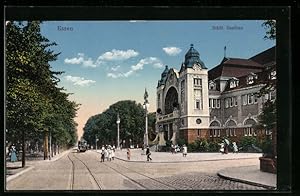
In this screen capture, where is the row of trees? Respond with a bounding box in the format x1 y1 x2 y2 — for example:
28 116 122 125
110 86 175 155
6 21 79 166
83 100 156 148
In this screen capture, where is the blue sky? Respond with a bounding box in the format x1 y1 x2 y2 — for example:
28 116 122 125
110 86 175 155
40 20 275 139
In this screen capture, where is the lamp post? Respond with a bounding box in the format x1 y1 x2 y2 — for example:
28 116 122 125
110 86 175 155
143 88 150 148
95 138 99 151
116 113 120 149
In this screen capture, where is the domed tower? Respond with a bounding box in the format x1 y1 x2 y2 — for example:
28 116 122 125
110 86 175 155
184 44 207 69
178 44 209 144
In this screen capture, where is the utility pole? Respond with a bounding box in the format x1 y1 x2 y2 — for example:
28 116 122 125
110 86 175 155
117 113 120 149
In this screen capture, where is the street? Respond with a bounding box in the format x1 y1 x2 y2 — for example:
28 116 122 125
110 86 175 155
6 149 266 190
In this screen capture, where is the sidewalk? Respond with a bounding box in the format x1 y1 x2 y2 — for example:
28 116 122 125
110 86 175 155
217 165 276 190
6 149 72 182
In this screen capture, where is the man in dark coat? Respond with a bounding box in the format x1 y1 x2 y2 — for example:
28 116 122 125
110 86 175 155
146 146 152 161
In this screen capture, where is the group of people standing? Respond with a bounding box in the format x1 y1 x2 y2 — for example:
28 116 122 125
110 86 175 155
100 145 115 162
219 139 238 154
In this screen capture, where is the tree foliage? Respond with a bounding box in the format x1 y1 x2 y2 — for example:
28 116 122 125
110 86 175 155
262 20 276 40
83 100 156 147
6 21 78 149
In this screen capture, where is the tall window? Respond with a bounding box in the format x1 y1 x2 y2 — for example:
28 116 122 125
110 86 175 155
242 95 247 105
209 98 212 108
225 98 229 108
216 99 220 108
194 78 202 87
248 94 254 104
195 99 200 109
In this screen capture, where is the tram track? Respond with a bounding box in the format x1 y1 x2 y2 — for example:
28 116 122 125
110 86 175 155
67 152 103 190
102 161 178 190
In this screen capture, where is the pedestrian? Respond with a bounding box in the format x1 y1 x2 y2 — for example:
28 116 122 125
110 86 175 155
127 148 131 160
232 142 238 153
182 144 187 157
10 145 17 162
104 147 108 161
219 143 225 154
101 146 105 162
223 139 229 154
111 147 115 160
108 146 112 161
171 144 175 154
146 146 152 161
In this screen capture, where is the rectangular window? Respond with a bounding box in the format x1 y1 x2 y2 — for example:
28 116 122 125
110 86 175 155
226 129 229 137
194 78 202 87
242 95 247 105
212 99 216 108
225 98 229 108
254 94 258 103
230 97 234 107
216 99 220 108
235 97 238 106
209 98 211 108
244 127 253 136
196 100 200 109
244 128 248 136
248 94 253 104
210 130 213 137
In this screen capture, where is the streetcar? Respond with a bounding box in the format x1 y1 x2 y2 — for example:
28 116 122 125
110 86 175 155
77 140 87 152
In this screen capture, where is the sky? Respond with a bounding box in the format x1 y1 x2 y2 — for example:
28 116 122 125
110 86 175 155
40 20 275 140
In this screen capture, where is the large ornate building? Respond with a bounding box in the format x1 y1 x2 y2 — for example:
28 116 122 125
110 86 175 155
155 44 276 145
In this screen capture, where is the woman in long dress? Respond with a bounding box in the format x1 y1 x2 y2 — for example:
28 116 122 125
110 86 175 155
10 145 17 162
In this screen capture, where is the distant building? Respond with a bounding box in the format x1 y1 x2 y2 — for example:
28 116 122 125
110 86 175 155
155 44 276 145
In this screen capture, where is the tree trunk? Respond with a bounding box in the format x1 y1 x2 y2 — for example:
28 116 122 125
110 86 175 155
44 130 48 160
54 142 56 155
22 129 25 168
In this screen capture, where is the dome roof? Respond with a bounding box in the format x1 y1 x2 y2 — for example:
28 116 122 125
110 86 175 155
161 65 169 78
184 44 207 69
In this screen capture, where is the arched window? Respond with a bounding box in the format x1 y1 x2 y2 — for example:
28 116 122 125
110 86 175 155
226 120 237 136
244 118 256 136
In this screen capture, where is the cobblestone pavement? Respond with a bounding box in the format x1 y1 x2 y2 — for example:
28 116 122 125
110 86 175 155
136 172 266 190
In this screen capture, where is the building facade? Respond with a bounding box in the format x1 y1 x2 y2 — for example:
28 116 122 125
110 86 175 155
155 44 276 145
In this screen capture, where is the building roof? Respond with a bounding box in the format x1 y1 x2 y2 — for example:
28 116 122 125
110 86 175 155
249 46 275 66
208 59 263 81
208 46 275 81
183 44 207 69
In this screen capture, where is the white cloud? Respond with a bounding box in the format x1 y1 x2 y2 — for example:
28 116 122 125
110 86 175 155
111 65 120 71
64 53 97 68
163 47 182 56
98 49 139 61
64 75 96 87
107 57 163 79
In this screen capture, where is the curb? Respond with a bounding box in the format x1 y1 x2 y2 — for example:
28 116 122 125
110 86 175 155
6 166 34 182
6 149 72 182
217 171 276 190
113 156 260 163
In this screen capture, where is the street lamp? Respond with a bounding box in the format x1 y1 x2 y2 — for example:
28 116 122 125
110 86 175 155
95 138 99 151
116 113 120 150
143 88 150 148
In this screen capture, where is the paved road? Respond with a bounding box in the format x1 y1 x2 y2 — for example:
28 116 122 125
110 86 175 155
6 150 266 190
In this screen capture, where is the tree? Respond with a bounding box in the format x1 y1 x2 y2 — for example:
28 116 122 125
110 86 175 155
83 100 146 147
6 21 78 165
